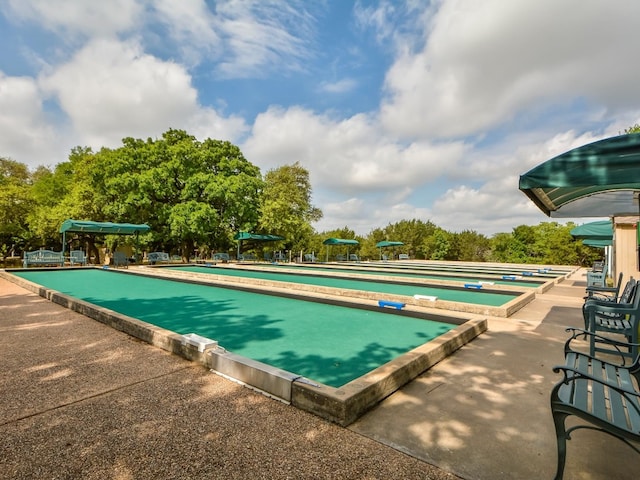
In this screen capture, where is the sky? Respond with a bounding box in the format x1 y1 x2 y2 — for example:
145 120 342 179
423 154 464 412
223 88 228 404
1 0 639 236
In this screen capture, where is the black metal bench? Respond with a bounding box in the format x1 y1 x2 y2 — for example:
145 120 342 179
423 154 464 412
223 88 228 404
550 328 640 479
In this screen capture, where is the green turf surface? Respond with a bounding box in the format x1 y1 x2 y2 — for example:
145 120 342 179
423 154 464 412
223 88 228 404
254 263 545 288
13 269 456 388
171 265 518 306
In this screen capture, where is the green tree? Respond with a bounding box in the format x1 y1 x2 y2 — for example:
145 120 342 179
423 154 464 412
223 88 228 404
453 230 491 261
360 227 386 260
27 147 105 260
0 158 34 258
382 219 437 259
258 162 322 255
624 123 640 134
91 129 263 259
489 232 514 263
423 227 454 260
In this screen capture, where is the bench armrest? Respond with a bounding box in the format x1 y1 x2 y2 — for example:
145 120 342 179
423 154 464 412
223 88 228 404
563 327 640 367
583 299 635 312
586 285 618 294
583 293 616 302
552 363 640 400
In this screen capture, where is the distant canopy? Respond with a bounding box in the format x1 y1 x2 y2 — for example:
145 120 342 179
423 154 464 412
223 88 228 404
234 232 285 242
60 219 150 235
59 219 151 256
375 241 404 248
569 220 613 241
322 238 359 246
582 238 612 247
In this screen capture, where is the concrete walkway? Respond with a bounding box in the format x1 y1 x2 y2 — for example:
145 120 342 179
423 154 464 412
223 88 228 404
350 270 640 479
1 269 639 479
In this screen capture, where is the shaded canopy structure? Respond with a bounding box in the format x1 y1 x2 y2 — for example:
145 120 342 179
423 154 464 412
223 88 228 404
583 238 612 247
233 231 285 259
570 220 613 241
234 232 285 242
60 219 151 236
519 133 640 217
322 238 359 262
375 240 404 260
322 238 359 246
375 241 404 248
571 221 613 273
59 219 151 258
520 134 640 275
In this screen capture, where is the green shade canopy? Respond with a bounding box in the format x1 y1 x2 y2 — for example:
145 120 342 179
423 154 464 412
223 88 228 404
376 241 404 248
583 238 612 247
60 219 150 235
323 238 359 245
234 232 285 242
519 133 640 217
570 220 613 240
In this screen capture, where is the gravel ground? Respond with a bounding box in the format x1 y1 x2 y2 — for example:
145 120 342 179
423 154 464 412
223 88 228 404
0 276 460 480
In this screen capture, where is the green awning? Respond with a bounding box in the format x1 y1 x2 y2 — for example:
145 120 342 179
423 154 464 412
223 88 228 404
519 133 640 217
583 238 612 247
234 232 284 242
570 220 613 240
375 241 404 248
323 238 359 245
60 219 150 235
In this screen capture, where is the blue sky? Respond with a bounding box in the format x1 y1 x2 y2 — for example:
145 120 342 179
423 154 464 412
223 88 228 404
1 0 639 235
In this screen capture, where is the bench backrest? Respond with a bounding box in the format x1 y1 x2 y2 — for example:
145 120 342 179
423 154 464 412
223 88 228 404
24 250 63 262
148 252 169 262
70 250 86 262
619 279 637 304
25 250 63 260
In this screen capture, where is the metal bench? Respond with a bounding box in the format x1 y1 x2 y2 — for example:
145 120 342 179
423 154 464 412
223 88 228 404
586 261 607 287
212 252 230 262
147 252 170 264
69 250 87 266
398 253 409 260
22 250 64 268
583 279 639 360
550 328 640 479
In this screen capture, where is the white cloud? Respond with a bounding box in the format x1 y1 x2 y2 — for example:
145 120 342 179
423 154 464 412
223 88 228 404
380 0 640 140
318 78 357 94
353 0 398 44
214 0 317 78
3 0 639 237
0 72 61 166
151 0 221 66
38 38 247 152
243 105 468 196
2 0 143 37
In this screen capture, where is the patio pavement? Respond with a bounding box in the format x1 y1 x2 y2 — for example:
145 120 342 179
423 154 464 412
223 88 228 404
1 269 638 479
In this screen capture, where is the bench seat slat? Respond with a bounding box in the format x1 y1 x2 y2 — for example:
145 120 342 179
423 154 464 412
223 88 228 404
607 385 630 430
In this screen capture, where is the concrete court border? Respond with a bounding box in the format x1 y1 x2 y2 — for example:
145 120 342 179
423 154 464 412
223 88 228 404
144 263 537 317
1 268 486 426
255 261 561 288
